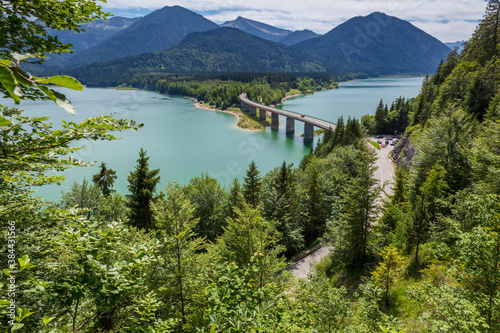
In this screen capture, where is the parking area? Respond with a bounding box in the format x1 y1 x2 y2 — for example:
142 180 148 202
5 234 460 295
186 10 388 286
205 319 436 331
372 134 401 149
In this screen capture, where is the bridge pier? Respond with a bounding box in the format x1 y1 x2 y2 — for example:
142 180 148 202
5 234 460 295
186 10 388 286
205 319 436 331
250 106 257 116
271 113 280 129
286 117 295 134
304 123 314 142
259 108 266 121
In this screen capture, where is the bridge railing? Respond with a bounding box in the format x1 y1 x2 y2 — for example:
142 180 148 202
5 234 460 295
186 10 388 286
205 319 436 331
239 93 336 130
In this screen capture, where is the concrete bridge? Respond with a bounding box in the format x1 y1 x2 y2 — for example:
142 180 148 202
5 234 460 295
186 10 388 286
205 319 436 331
239 93 336 142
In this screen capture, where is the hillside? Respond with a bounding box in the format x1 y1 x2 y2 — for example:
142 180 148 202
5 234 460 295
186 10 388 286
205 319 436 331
294 12 451 75
221 16 292 42
64 5 219 68
278 29 320 46
69 28 325 86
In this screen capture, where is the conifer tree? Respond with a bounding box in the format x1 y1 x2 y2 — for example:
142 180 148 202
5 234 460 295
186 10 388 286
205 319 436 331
339 150 381 264
92 162 117 196
243 161 262 208
332 116 345 147
305 169 327 243
126 148 160 229
464 0 500 64
226 178 245 219
374 99 387 134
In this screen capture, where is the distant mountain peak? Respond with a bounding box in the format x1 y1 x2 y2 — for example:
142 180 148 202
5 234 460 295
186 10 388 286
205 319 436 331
64 5 218 68
278 29 320 46
221 16 291 42
293 11 450 75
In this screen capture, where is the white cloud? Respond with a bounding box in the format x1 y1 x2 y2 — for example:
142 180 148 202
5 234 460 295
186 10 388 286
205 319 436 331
103 0 487 41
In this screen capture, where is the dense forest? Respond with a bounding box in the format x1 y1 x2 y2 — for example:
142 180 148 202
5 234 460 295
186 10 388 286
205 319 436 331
152 73 340 109
1 1 500 332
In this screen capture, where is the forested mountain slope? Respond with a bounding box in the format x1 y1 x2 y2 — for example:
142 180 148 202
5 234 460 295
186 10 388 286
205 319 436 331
294 12 451 75
68 28 325 86
278 29 320 46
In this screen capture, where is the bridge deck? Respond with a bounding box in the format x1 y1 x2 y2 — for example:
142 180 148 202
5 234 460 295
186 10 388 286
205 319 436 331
240 93 336 131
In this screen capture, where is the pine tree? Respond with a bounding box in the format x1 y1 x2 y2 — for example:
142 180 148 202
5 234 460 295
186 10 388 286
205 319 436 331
374 99 387 134
126 148 160 229
243 161 262 208
464 0 500 64
391 167 409 207
343 117 362 146
226 178 245 219
332 116 345 147
92 162 117 197
407 195 429 263
305 169 327 243
340 149 381 265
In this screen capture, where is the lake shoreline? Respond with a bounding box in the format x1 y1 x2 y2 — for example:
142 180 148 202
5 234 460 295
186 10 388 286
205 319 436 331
192 100 263 132
187 90 332 131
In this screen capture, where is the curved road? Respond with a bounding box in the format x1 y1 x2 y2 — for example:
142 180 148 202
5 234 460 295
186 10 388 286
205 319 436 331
289 140 396 278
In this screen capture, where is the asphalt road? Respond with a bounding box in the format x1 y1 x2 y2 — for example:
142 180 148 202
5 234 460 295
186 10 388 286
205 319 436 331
371 138 396 197
289 138 396 278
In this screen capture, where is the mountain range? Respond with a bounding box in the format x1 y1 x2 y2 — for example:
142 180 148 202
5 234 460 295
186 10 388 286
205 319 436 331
36 6 453 82
445 41 466 53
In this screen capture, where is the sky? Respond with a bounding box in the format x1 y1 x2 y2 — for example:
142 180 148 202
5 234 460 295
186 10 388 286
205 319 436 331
101 0 488 43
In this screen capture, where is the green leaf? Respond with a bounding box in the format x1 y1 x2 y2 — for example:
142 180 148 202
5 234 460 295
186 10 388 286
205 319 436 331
0 59 12 66
16 307 35 320
0 117 11 126
0 65 20 103
53 90 76 115
18 255 36 272
0 299 11 307
10 323 24 332
36 75 83 91
43 316 55 326
38 85 56 102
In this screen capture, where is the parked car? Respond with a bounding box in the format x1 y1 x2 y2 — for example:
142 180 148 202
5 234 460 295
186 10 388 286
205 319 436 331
375 135 382 139
381 144 386 148
390 141 397 146
377 140 382 144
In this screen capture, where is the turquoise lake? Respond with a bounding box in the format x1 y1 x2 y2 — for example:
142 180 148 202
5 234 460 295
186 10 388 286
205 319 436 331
6 77 423 201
